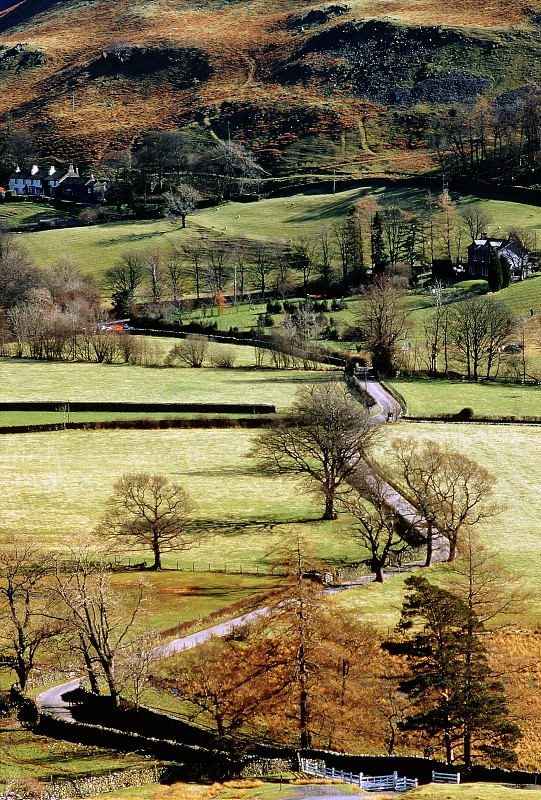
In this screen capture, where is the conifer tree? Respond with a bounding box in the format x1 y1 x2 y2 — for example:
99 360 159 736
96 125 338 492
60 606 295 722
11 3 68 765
387 575 520 768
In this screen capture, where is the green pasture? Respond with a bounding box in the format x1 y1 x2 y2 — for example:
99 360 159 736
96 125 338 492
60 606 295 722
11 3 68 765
0 358 336 409
388 378 541 419
0 729 150 784
0 427 358 567
13 188 541 281
334 422 541 628
0 200 69 228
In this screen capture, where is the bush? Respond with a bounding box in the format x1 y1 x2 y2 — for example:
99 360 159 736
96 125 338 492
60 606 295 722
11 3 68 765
266 301 282 314
331 299 347 311
454 407 474 421
283 300 297 314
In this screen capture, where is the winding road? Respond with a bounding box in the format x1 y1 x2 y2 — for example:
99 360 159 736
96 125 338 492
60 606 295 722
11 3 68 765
37 379 448 722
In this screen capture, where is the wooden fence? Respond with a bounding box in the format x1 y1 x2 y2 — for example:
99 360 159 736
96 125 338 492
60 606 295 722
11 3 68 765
299 758 418 793
432 770 461 784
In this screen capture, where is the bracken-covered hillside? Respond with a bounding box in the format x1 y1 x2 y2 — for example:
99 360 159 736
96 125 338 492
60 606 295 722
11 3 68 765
0 0 539 175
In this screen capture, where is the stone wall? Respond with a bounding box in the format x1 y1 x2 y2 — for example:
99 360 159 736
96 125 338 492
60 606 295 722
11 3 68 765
45 766 163 799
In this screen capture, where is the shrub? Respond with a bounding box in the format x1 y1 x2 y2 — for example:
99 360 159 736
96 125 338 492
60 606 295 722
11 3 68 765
331 299 347 311
454 406 474 421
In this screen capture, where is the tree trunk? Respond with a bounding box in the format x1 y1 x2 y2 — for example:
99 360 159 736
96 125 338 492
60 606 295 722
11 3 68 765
425 524 434 567
322 494 337 520
374 564 384 583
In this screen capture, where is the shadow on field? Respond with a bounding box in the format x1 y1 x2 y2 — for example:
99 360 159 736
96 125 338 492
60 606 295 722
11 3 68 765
184 516 323 538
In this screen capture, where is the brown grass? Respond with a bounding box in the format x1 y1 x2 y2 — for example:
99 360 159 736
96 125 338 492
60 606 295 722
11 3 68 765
0 0 531 162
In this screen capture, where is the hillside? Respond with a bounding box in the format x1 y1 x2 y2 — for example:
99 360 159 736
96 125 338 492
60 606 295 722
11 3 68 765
0 0 539 174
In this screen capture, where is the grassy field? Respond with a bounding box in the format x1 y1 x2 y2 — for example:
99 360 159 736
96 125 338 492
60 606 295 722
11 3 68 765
387 378 541 418
14 189 541 283
0 426 358 568
0 727 150 785
110 570 280 636
0 201 69 228
0 359 336 409
334 421 541 628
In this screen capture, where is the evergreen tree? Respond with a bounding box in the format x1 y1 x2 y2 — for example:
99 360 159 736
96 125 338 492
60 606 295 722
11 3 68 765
487 248 503 292
387 575 520 768
371 212 388 276
500 255 512 289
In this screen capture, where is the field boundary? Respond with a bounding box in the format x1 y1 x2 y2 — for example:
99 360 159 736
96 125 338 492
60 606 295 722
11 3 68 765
403 416 541 425
0 417 279 435
0 401 276 413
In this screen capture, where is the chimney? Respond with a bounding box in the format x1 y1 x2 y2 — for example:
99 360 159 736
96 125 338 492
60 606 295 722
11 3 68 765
49 165 56 176
31 164 39 175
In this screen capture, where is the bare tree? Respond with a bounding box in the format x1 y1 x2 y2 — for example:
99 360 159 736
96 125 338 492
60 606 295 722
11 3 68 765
358 277 409 376
458 204 493 241
391 437 500 562
448 296 514 380
144 248 164 304
99 473 196 570
53 547 144 704
0 539 59 691
248 241 276 296
341 471 419 582
168 335 209 367
163 184 201 228
103 251 145 299
251 381 379 520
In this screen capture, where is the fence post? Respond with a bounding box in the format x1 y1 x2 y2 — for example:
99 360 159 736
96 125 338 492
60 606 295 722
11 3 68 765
349 772 352 784
358 773 363 787
340 769 344 781
457 774 461 785
331 767 335 779
393 771 398 790
431 771 435 783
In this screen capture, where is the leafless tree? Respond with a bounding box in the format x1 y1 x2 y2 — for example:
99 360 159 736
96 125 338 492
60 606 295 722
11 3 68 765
391 437 500 562
458 204 493 241
99 473 197 570
53 547 144 704
168 335 209 367
448 295 514 380
103 251 145 297
341 471 419 582
248 241 276 296
0 539 59 691
251 381 379 520
163 184 201 228
358 277 409 376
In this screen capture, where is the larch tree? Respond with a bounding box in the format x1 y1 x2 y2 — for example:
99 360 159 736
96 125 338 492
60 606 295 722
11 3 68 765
165 536 383 751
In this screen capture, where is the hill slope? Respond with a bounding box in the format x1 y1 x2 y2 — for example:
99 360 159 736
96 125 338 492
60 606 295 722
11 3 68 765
0 0 538 174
